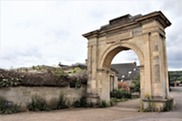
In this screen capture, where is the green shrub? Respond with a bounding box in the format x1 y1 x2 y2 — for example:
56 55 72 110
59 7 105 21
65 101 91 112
48 98 59 110
132 80 140 92
0 69 23 88
57 93 68 109
110 89 131 99
22 73 69 87
52 68 68 77
0 97 20 114
0 76 22 88
164 99 174 111
27 93 70 111
79 97 87 107
110 98 127 106
131 75 140 93
27 95 50 111
110 98 116 106
0 67 87 88
69 68 88 87
100 100 108 108
0 68 69 88
72 67 82 74
72 97 88 108
72 100 80 108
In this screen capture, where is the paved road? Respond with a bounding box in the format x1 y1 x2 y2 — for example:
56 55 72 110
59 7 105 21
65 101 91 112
0 87 182 121
122 87 182 121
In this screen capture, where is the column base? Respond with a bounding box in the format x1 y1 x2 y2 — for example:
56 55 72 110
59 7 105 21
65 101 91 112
141 98 174 112
86 93 100 107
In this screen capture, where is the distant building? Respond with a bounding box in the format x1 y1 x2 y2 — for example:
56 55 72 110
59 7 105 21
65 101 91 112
111 62 139 82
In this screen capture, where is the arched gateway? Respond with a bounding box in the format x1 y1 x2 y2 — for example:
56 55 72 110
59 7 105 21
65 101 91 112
83 11 172 111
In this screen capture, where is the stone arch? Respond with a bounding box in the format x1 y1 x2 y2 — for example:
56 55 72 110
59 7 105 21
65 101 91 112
83 11 172 111
100 41 144 69
98 41 146 103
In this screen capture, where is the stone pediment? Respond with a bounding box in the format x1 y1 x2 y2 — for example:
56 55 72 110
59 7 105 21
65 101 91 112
83 11 171 39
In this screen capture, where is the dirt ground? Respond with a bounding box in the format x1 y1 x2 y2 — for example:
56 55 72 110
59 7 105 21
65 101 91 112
0 87 182 121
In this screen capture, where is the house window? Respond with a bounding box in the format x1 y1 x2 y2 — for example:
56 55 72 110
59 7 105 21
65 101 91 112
128 71 132 74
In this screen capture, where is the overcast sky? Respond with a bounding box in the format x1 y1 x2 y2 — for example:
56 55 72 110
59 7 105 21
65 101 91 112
0 0 182 70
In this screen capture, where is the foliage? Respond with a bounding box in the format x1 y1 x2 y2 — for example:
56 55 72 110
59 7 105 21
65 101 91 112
72 67 82 74
164 99 174 111
143 97 174 112
0 70 23 88
169 71 182 85
27 93 70 112
57 93 69 109
72 97 88 108
69 68 88 88
118 82 130 91
110 89 131 99
51 68 68 77
21 73 69 87
48 98 59 110
0 97 20 114
100 100 108 108
0 77 22 88
132 80 140 92
32 66 41 71
0 68 69 88
143 94 152 112
27 95 50 111
110 98 128 105
131 75 140 93
0 67 88 88
73 68 88 85
110 98 116 106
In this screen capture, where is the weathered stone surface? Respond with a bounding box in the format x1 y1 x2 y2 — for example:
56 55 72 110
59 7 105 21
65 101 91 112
83 11 172 111
0 86 86 109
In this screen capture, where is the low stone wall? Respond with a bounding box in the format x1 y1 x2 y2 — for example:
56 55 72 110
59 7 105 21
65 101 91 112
0 86 87 109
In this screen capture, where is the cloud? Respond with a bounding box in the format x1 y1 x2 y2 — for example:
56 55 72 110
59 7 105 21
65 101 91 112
0 0 181 70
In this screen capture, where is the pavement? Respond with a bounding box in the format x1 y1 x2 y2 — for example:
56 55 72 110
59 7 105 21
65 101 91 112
0 87 182 121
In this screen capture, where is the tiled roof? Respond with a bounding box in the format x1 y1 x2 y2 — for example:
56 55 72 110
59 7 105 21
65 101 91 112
111 63 139 81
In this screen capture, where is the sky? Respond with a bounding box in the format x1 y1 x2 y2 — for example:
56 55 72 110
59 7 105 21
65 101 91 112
0 0 182 71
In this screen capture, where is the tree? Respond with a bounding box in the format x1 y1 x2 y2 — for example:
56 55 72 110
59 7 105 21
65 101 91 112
132 75 140 93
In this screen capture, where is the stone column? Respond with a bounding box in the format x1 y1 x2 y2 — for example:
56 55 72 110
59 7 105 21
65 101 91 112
162 36 170 98
142 33 153 97
97 68 110 103
86 38 100 105
139 65 145 99
141 24 172 111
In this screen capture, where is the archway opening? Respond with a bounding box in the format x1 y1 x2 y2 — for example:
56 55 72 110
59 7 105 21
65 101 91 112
109 49 141 110
100 44 143 110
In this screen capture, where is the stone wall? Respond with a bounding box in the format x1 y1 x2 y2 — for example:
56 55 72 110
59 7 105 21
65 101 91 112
0 86 87 109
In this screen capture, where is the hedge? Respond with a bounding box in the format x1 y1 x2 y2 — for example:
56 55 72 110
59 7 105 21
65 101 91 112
0 68 87 88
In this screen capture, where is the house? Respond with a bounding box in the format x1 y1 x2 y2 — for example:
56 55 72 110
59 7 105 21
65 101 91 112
111 62 139 83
